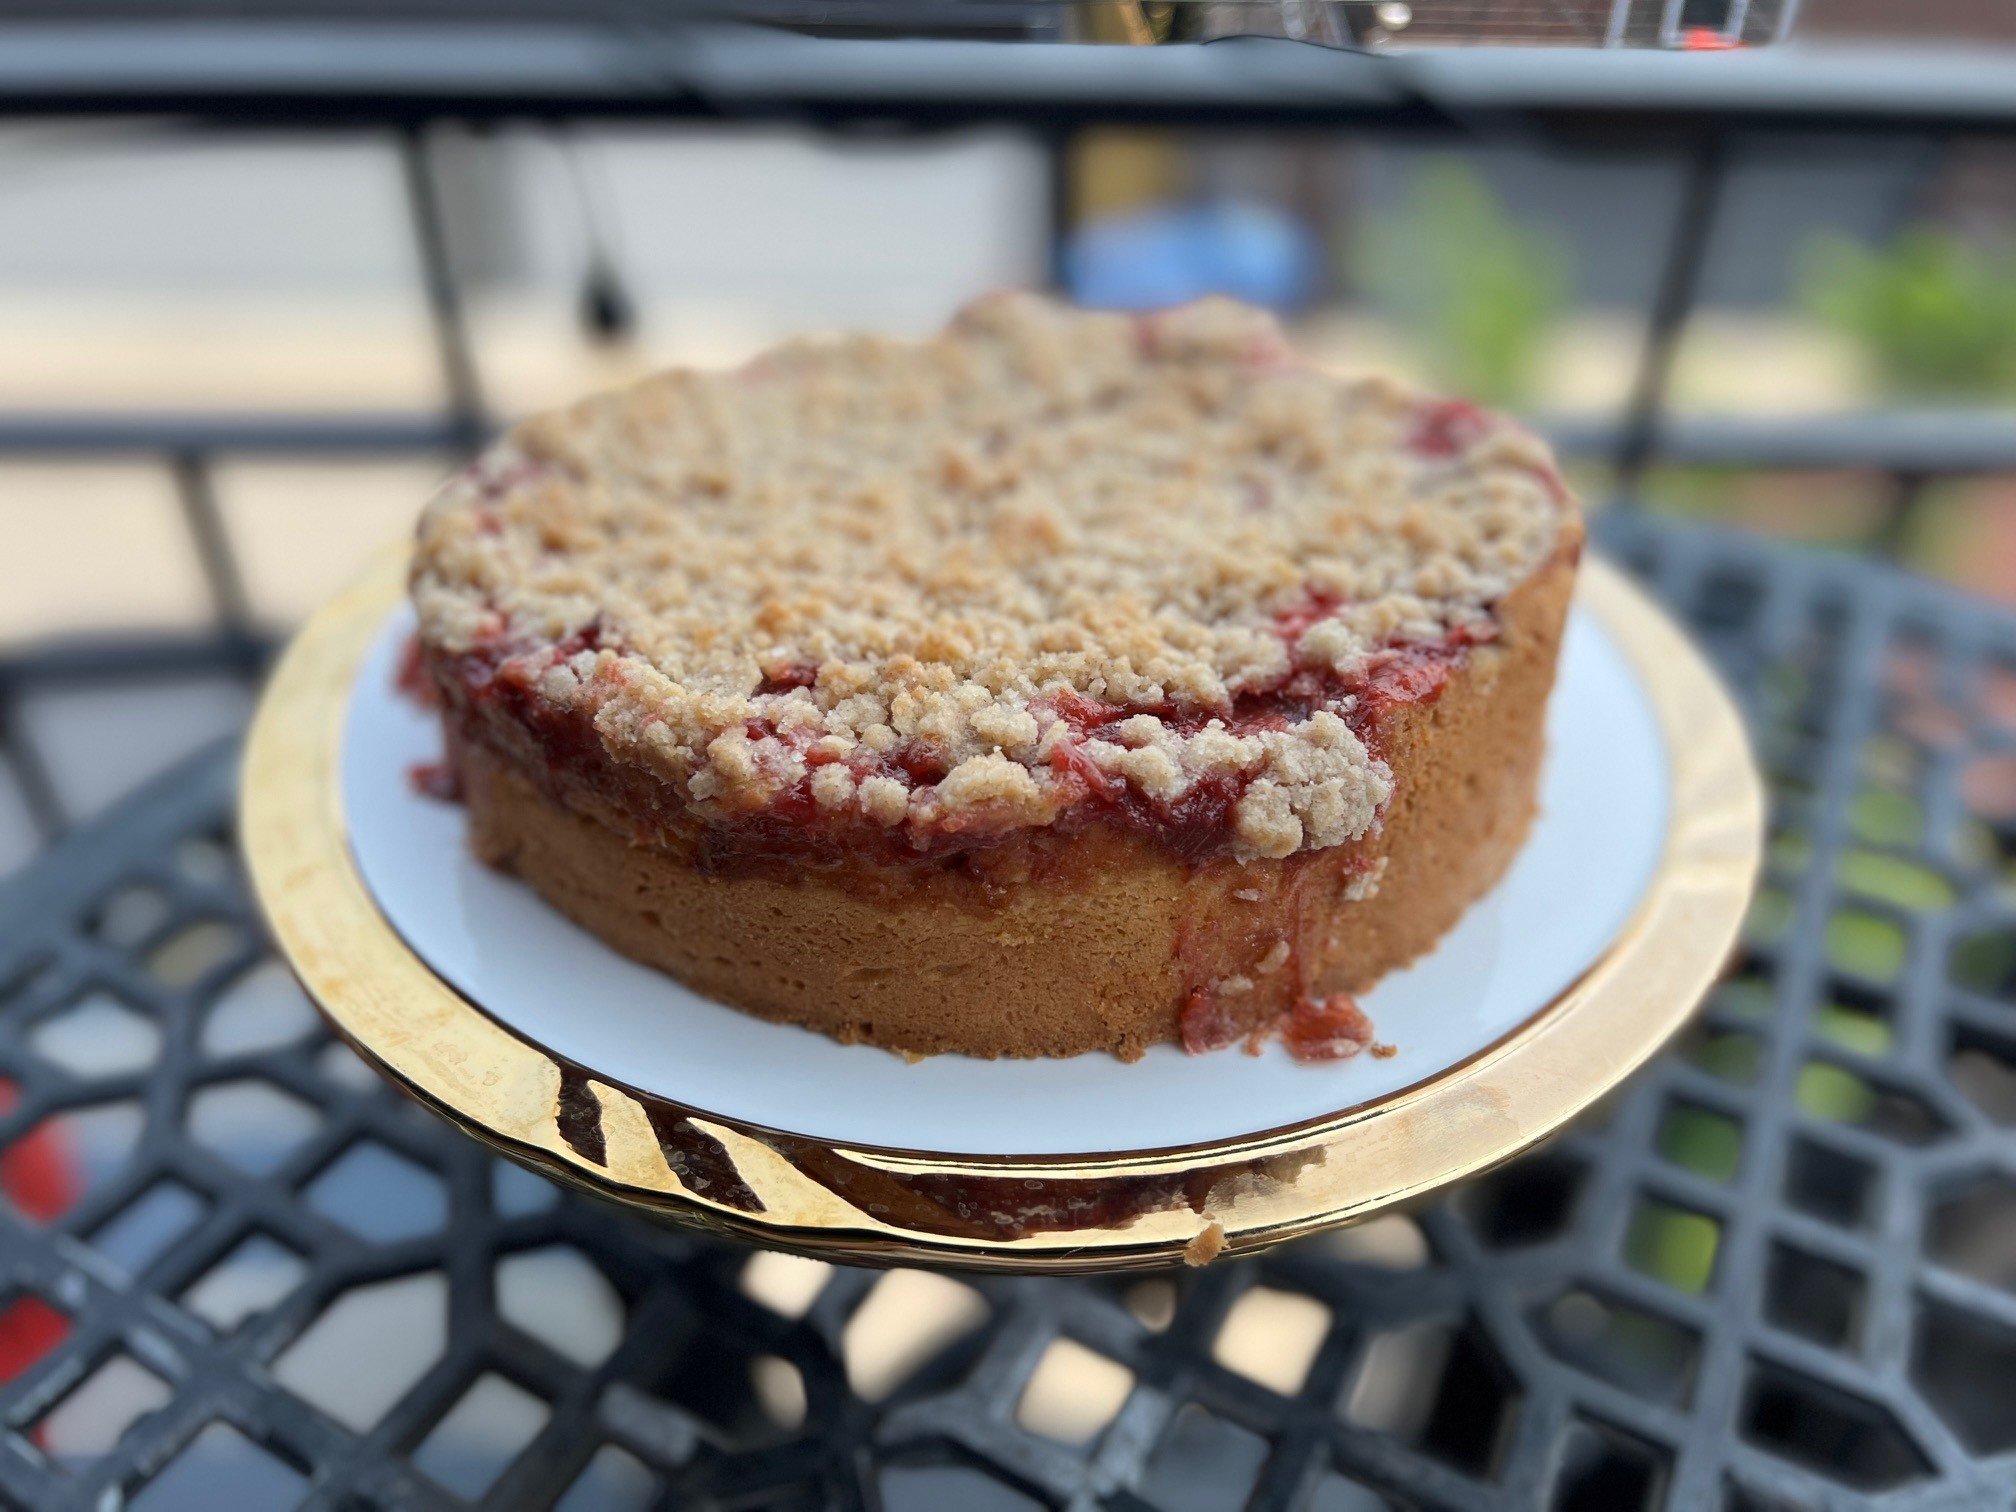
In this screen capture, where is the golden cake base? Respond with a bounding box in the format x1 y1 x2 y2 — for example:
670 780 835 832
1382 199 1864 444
242 549 1763 1273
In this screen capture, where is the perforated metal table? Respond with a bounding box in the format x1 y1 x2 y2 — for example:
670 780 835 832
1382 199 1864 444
0 509 2013 1510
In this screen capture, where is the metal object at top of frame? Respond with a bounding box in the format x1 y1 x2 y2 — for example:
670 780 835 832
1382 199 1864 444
1069 0 1800 50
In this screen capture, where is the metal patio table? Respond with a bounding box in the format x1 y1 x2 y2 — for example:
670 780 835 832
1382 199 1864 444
2 507 2015 1510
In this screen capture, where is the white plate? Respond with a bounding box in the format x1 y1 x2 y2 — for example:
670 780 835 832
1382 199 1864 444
341 604 1669 1158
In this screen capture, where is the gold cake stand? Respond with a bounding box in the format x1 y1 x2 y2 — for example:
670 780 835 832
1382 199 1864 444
242 551 1763 1273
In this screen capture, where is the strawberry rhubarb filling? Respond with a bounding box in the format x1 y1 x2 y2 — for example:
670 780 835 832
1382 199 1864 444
419 588 1487 873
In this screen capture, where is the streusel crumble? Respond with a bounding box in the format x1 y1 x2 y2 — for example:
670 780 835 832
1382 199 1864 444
411 293 1581 1059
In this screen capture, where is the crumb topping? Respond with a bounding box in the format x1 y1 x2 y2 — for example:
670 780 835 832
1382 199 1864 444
1183 1219 1227 1267
412 293 1573 861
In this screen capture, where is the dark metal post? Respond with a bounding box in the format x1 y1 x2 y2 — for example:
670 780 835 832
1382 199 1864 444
1872 469 1928 560
171 452 257 664
0 691 65 841
1613 135 1730 502
399 125 487 455
1043 126 1077 294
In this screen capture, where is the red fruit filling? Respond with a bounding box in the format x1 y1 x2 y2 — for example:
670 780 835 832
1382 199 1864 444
1181 982 1383 1064
398 634 463 802
755 661 820 696
1406 397 1576 515
425 578 1486 876
448 619 617 773
1271 586 1345 645
1407 399 1490 459
1281 993 1377 1063
1179 988 1245 1054
420 621 620 810
408 760 463 803
393 633 441 710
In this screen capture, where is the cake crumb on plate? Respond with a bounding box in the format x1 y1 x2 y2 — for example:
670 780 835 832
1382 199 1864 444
1183 1219 1227 1266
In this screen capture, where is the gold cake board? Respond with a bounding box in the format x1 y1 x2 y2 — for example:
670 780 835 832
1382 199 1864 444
242 550 1763 1272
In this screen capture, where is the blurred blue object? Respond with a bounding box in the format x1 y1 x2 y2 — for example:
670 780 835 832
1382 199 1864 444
1064 200 1321 313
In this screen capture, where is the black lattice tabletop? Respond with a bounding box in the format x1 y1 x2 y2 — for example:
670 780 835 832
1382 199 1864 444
0 510 2014 1511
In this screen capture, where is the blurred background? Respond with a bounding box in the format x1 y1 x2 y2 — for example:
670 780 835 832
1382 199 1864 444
2 0 2013 876
2 3 2016 1507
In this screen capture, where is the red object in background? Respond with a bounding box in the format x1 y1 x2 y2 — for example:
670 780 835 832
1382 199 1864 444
0 1079 77 1387
0 1297 67 1385
1680 26 1744 49
0 1081 77 1224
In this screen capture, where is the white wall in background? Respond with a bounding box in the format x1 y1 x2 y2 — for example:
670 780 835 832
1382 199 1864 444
0 133 420 290
493 127 1049 333
0 125 1048 329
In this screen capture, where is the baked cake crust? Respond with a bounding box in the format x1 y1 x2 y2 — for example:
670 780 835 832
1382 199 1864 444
410 294 1582 1060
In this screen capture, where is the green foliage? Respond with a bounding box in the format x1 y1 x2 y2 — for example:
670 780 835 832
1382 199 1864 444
1838 850 1952 912
1657 1104 1743 1182
1348 161 1569 406
1801 230 2016 399
1625 1200 1719 1294
1797 1061 1877 1125
1826 910 1907 982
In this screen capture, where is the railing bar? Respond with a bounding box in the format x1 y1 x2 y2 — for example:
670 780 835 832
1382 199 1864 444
1613 134 1730 503
0 696 67 841
171 452 258 654
398 123 486 457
